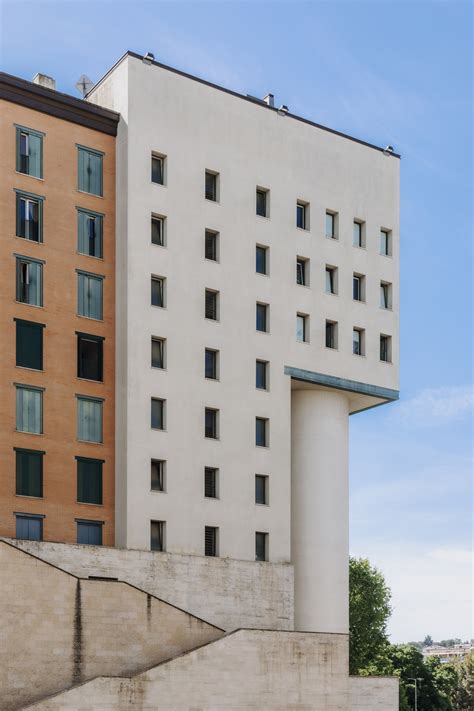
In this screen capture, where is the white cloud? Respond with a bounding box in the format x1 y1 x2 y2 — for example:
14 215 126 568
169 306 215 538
394 385 474 427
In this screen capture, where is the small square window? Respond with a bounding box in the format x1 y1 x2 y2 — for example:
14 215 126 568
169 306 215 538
77 146 103 197
325 321 338 349
256 303 269 333
77 396 103 442
78 209 103 258
16 514 43 541
77 272 103 320
296 313 308 343
325 211 337 239
151 459 166 492
151 154 166 185
205 171 219 201
205 467 218 499
15 449 43 497
151 398 166 430
205 349 219 380
151 276 165 308
76 520 102 545
353 221 365 248
353 274 365 302
256 245 269 275
151 215 166 246
255 531 268 561
353 328 365 356
16 319 43 370
16 385 43 434
205 230 219 261
296 257 309 286
325 266 337 295
380 334 392 363
256 188 269 217
380 282 392 309
205 408 219 439
380 229 392 256
16 127 43 178
205 289 219 320
205 525 218 556
256 417 268 447
16 257 43 307
77 457 103 505
16 192 43 242
151 520 166 551
296 202 309 230
256 360 268 390
255 474 268 505
151 337 166 369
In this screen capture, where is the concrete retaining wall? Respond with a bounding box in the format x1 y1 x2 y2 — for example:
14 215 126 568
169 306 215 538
349 675 399 709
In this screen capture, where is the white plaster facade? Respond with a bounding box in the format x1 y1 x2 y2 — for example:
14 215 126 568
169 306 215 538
88 52 399 634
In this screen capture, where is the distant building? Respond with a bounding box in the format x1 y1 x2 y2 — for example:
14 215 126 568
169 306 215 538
423 643 473 663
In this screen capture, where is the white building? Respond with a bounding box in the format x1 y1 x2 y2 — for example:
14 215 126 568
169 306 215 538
88 50 399 636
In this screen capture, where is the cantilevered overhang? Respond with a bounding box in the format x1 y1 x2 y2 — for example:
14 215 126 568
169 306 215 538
284 366 399 415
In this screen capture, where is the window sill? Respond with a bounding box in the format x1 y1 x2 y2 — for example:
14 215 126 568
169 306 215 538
256 330 270 335
256 271 270 277
205 198 220 205
76 501 104 507
15 494 44 499
296 283 310 289
15 430 43 436
256 387 269 392
15 365 43 373
353 299 366 304
255 502 269 507
151 428 167 433
325 235 339 241
151 243 167 249
256 445 269 449
205 317 220 323
76 251 104 261
325 346 339 352
353 245 367 250
77 189 104 199
151 366 167 372
15 171 44 182
205 257 219 264
380 360 393 365
256 214 270 220
296 340 310 345
151 305 167 310
352 353 366 358
77 439 103 445
151 489 167 494
380 306 393 312
296 227 310 233
205 377 220 383
77 376 104 384
151 181 167 188
325 291 338 297
14 234 44 245
204 496 220 501
205 436 220 441
15 301 44 309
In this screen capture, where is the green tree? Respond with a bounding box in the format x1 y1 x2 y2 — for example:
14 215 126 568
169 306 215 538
453 651 474 711
388 644 452 711
349 557 392 674
423 635 434 647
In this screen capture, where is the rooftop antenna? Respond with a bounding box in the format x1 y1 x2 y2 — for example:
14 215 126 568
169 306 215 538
75 74 94 98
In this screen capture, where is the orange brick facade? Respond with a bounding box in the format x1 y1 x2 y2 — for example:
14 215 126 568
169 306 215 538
0 90 117 545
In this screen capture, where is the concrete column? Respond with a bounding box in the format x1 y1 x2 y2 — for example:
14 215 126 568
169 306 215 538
291 388 349 633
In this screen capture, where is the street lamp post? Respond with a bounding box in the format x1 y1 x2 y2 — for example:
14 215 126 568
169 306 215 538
408 677 423 711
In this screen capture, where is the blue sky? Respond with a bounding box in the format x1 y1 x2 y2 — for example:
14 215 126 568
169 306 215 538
1 0 472 642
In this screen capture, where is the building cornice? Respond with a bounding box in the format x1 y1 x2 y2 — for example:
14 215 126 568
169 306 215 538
0 72 119 136
284 366 399 405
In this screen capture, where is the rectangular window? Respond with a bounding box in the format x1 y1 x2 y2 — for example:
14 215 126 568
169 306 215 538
205 171 218 201
16 192 43 242
353 274 365 302
151 154 165 185
256 303 268 333
325 212 337 239
380 229 392 256
16 514 43 541
255 475 268 505
353 221 365 247
151 215 165 246
77 396 103 443
78 146 103 196
151 459 166 492
205 526 218 556
77 272 103 320
77 457 103 505
77 333 103 381
255 531 268 562
151 276 165 307
15 449 43 497
256 245 268 275
296 257 308 286
16 126 43 178
380 281 392 309
151 398 165 430
205 289 219 320
296 313 308 343
256 188 268 217
353 328 365 356
16 319 43 370
77 520 102 545
256 360 268 390
205 349 218 380
151 337 166 369
204 467 218 499
205 408 219 439
16 385 43 434
256 417 268 447
77 209 103 258
151 520 166 551
296 202 308 229
16 257 43 306
380 335 392 362
325 266 337 294
325 321 338 349
205 230 219 261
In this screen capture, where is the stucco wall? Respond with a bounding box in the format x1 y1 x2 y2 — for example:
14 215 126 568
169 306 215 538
0 540 222 711
27 630 350 711
349 675 399 710
5 538 294 631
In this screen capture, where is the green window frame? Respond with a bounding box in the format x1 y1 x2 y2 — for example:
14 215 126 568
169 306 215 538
77 146 103 196
76 457 103 505
15 319 44 370
77 208 103 258
16 125 44 178
15 448 44 497
15 190 44 242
